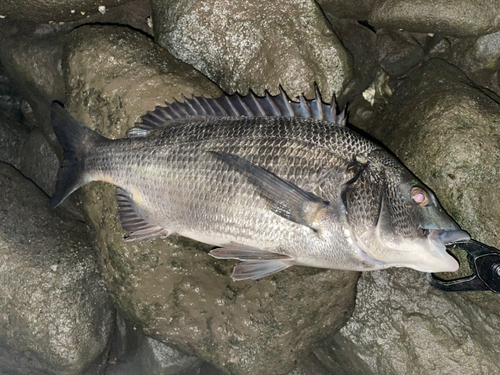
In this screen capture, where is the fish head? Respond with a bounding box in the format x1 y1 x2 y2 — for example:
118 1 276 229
343 149 469 272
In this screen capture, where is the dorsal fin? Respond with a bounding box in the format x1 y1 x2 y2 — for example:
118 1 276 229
126 85 346 138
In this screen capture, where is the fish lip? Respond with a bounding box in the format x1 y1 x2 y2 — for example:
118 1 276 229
421 229 469 273
428 229 471 246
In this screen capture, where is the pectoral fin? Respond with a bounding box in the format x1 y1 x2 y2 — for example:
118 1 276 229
209 152 329 231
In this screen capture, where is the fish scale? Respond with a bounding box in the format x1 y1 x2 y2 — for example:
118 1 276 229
84 116 370 268
50 90 470 280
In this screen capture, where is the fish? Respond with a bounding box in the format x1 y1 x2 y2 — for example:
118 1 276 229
50 88 470 281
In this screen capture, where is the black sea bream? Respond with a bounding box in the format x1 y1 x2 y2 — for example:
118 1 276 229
50 89 469 280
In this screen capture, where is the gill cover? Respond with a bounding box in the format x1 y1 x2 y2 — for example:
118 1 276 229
342 150 468 272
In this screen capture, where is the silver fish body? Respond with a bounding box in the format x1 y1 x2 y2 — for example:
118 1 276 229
50 91 469 280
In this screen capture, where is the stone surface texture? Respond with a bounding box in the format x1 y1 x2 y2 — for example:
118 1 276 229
62 25 359 375
317 268 500 375
106 312 202 375
375 29 423 77
316 0 500 37
0 31 66 157
0 0 135 23
0 163 115 375
152 0 352 99
316 59 500 374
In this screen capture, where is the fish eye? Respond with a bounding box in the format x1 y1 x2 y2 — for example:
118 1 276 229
410 186 429 206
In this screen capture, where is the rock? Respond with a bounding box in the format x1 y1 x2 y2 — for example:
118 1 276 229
288 352 332 375
316 59 500 374
63 25 359 375
0 115 27 169
331 20 379 101
151 0 352 99
64 25 221 139
199 349 332 375
426 37 452 60
0 163 115 375
317 268 500 375
106 312 202 375
452 31 500 94
0 0 135 23
0 31 66 156
315 0 373 20
327 18 379 117
375 29 423 77
0 71 29 169
20 128 60 196
316 0 500 37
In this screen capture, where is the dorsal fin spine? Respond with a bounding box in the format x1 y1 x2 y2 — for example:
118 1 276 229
126 87 346 138
213 97 228 116
235 94 253 116
201 96 216 115
182 94 198 115
173 99 190 116
223 95 239 116
314 85 324 120
192 96 208 115
250 91 266 116
279 87 294 117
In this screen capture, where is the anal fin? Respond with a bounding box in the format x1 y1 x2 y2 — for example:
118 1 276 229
115 187 170 241
209 242 291 261
231 261 291 280
209 242 293 280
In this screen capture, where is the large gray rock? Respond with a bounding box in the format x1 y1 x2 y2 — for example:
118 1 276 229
63 25 358 375
106 312 202 375
0 31 66 156
317 0 500 37
317 269 500 375
449 31 500 94
20 128 60 196
317 59 500 374
0 163 115 375
0 0 135 23
375 29 423 78
151 0 352 99
0 71 29 169
0 115 27 168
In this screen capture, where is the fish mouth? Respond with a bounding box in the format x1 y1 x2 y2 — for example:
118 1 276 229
428 229 471 246
424 229 470 272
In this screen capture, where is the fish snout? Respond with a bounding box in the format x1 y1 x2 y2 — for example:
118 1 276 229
422 229 470 272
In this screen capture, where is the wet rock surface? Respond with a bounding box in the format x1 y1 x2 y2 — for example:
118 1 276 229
152 0 352 98
317 0 500 37
318 268 500 375
106 312 202 375
0 0 135 23
0 163 115 374
375 29 423 77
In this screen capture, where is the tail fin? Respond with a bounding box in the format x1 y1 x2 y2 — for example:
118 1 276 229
50 102 107 208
